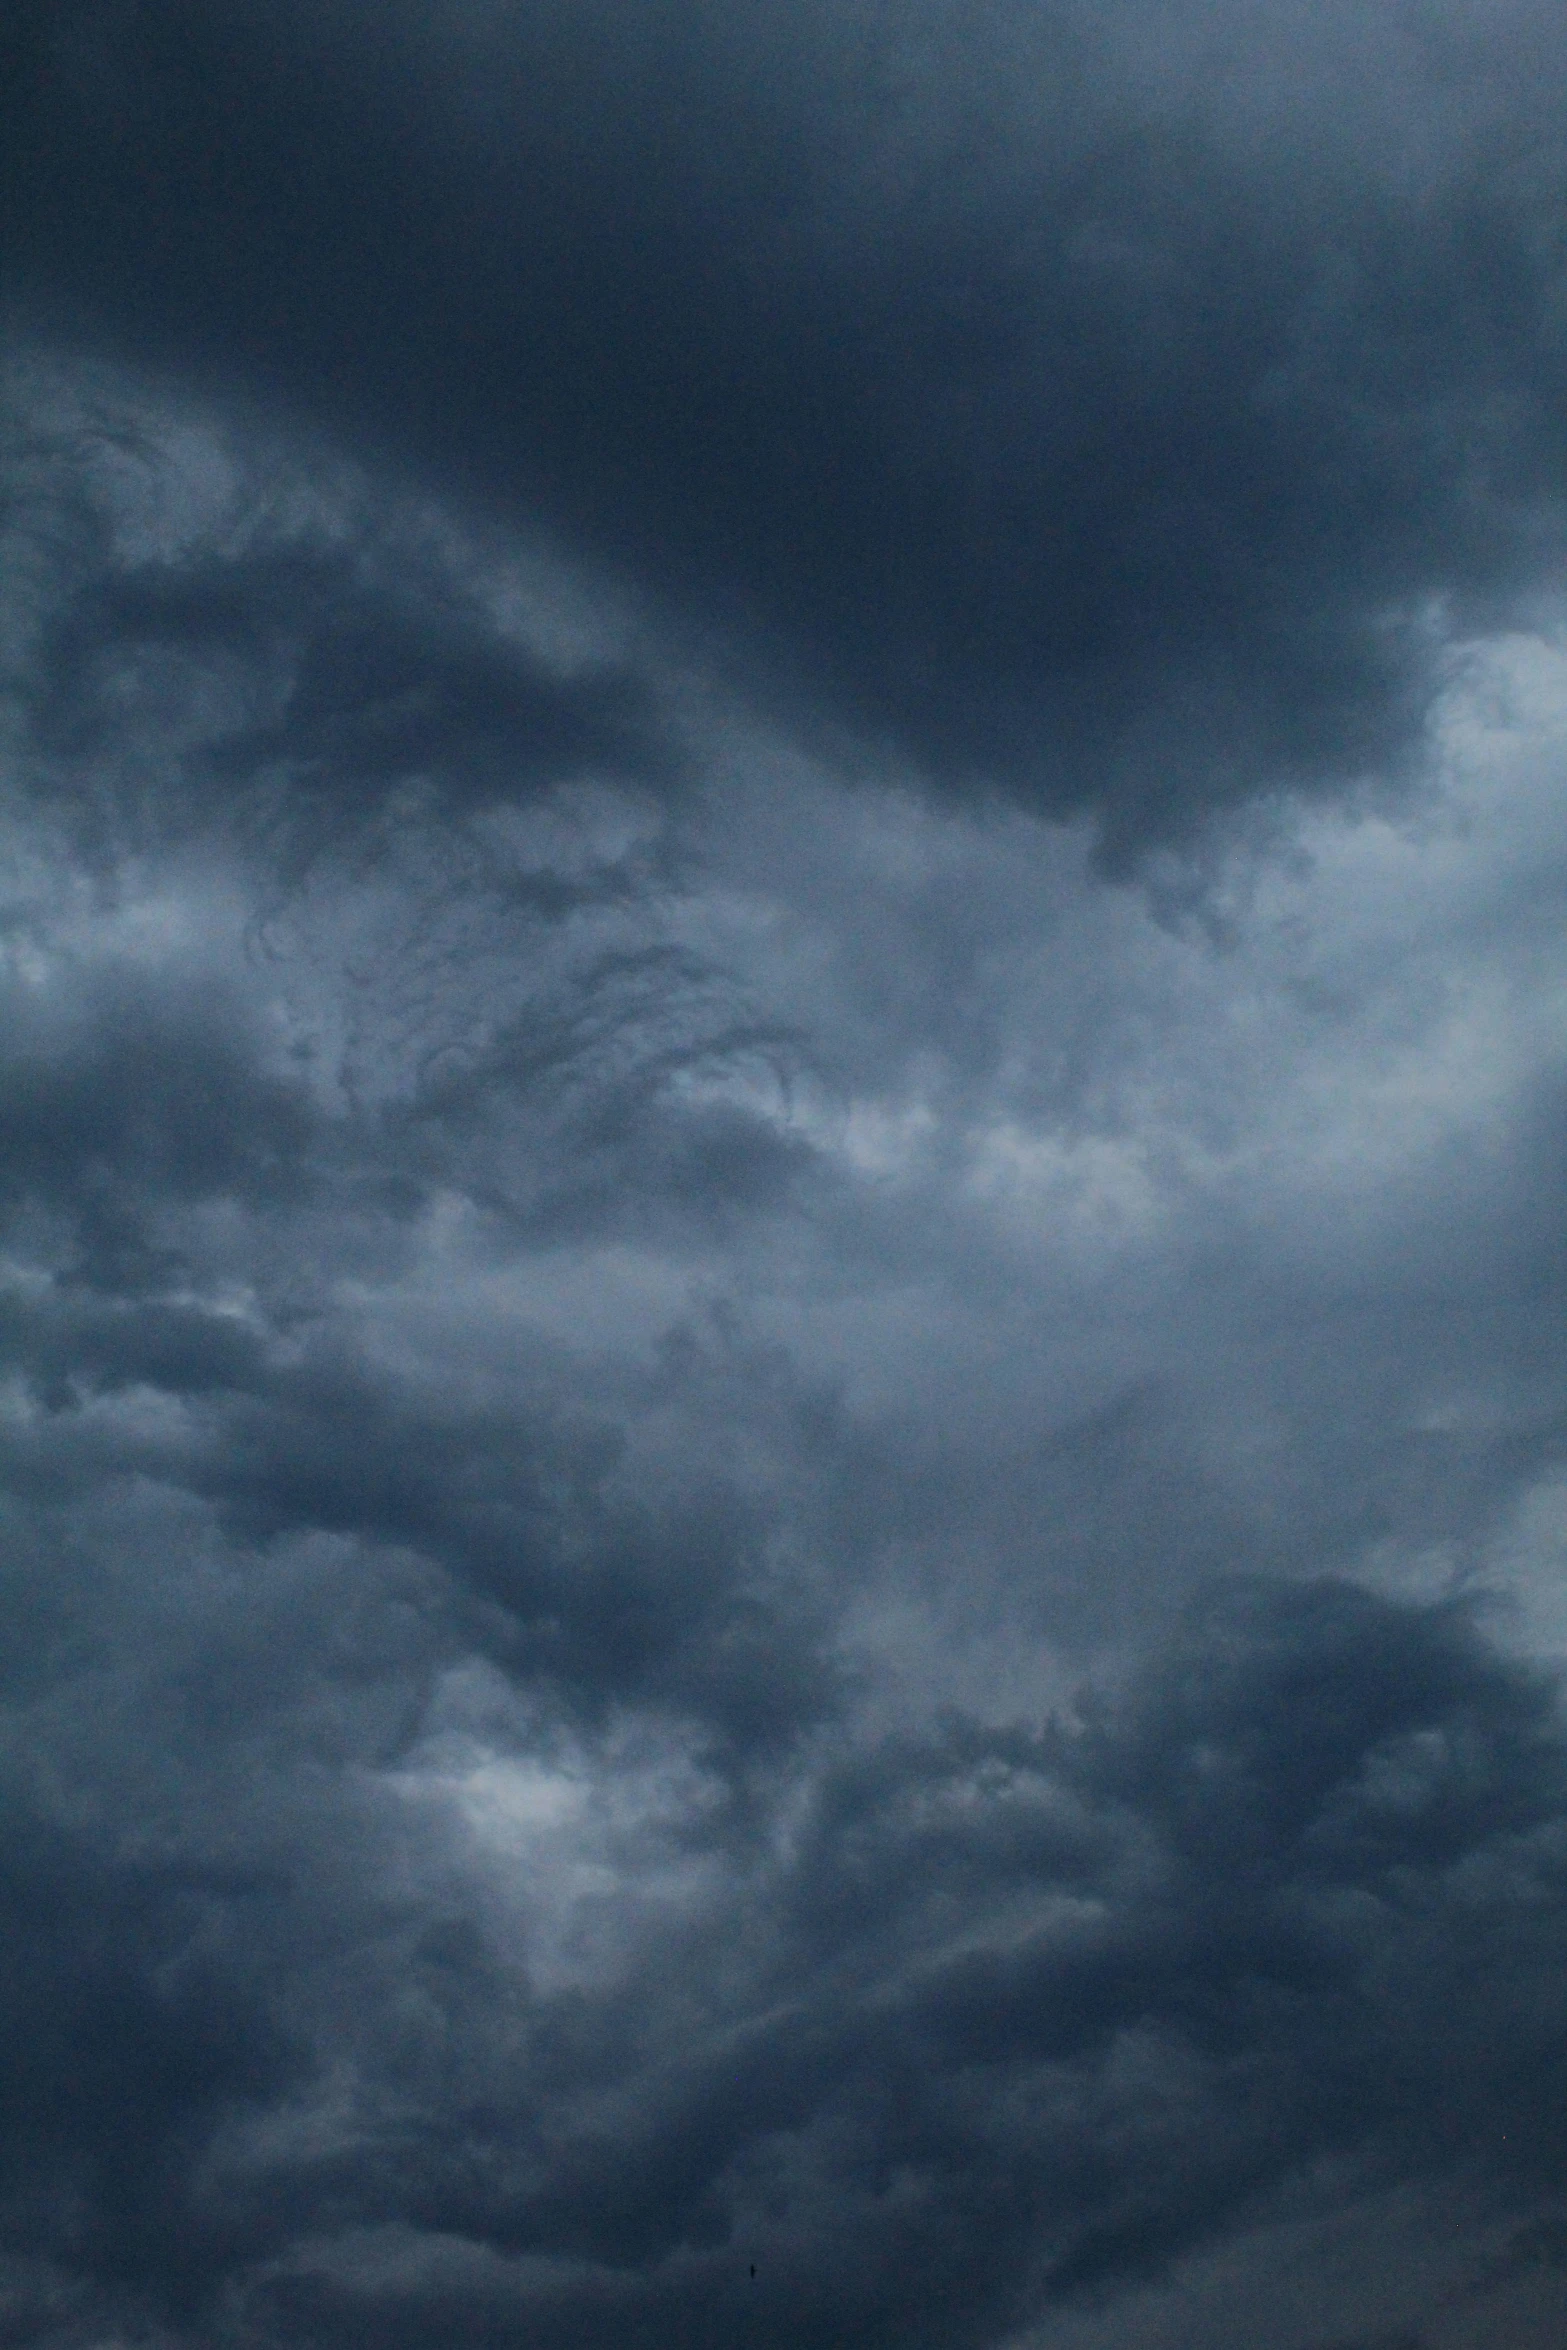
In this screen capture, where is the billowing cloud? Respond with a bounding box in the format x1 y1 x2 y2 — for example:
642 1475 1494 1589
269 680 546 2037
9 0 1567 848
5 8 1567 2348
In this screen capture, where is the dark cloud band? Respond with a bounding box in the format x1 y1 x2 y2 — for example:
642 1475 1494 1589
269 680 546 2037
10 0 1567 847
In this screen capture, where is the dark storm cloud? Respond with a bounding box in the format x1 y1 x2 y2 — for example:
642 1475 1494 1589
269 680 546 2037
3 1297 838 1746
0 388 803 1247
0 1792 299 2309
6 6 1567 2346
4 583 1567 2350
0 963 311 1204
4 1573 1564 2348
189 1335 837 1744
46 553 671 836
2 410 679 872
0 972 830 1741
9 0 1567 847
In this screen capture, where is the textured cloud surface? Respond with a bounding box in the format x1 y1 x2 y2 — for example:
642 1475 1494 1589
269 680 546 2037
4 7 1567 2347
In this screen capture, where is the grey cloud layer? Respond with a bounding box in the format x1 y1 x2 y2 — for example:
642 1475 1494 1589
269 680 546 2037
3 431 1566 2345
5 1475 1567 2349
9 0 1567 846
6 8 1567 2347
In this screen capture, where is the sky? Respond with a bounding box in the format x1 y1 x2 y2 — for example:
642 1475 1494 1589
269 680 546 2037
3 3 1567 2345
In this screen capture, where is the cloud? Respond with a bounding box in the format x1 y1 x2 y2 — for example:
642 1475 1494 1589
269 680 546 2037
6 9 1567 2346
4 1553 1565 2347
0 1791 301 2312
0 960 316 1291
1 380 680 883
9 0 1567 848
10 674 1565 2339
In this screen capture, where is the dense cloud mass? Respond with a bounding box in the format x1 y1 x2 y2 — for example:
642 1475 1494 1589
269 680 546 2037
11 0 1567 844
4 5 1567 2347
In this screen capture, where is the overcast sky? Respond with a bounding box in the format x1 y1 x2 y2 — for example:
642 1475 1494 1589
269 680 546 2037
3 4 1567 2345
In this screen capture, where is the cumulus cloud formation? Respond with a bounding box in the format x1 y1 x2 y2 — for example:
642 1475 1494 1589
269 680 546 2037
3 6 1567 2347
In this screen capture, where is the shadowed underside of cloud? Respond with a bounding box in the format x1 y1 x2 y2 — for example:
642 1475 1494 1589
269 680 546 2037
0 694 1562 2342
6 6 1567 2347
1 1544 1565 2349
1 407 681 881
7 0 1567 850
